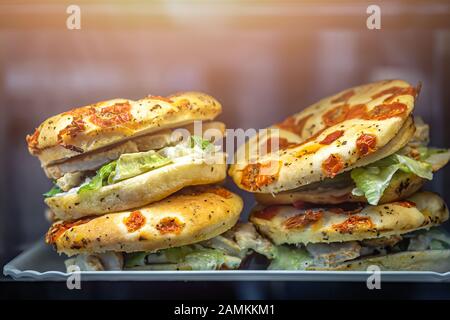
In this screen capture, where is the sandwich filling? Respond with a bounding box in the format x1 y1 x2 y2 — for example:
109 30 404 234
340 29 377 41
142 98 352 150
269 227 450 270
44 135 221 198
64 223 276 271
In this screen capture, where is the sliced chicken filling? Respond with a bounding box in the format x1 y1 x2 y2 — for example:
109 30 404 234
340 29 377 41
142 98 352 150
269 228 450 270
47 121 225 191
64 223 276 271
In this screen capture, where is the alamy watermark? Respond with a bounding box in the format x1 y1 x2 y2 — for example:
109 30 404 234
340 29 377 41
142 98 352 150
66 265 81 290
66 5 81 30
366 5 381 30
366 265 381 289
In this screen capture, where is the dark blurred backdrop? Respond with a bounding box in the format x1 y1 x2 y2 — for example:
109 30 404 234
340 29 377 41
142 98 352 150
1 0 450 298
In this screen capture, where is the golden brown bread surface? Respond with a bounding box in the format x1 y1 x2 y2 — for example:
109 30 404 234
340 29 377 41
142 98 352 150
46 186 243 256
46 157 227 220
250 191 449 245
26 92 222 165
229 80 418 193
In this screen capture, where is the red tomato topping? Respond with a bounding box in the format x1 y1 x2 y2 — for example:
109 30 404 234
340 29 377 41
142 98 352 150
26 129 41 153
284 210 323 229
322 104 350 127
45 217 94 244
331 90 355 103
332 216 374 234
356 133 377 156
90 102 133 128
123 210 146 233
319 130 344 145
156 217 185 235
366 102 408 120
322 154 344 178
276 114 313 136
371 86 418 102
241 162 280 191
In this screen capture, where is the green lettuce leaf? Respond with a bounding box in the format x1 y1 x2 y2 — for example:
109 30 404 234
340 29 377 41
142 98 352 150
124 246 242 270
181 248 241 270
417 147 449 160
351 165 400 205
124 252 147 268
351 153 433 205
77 150 171 194
189 135 213 150
268 246 314 270
78 161 117 194
43 185 63 198
112 150 172 182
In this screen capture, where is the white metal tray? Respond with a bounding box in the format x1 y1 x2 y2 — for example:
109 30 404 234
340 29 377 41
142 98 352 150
3 241 450 282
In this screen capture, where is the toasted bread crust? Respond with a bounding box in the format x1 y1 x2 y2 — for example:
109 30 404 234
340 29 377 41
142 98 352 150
250 192 449 245
47 186 243 256
27 92 222 165
229 80 418 193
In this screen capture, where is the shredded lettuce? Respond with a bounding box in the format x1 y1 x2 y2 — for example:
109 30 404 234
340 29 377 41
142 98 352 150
43 185 63 198
417 147 449 160
77 150 172 194
351 152 433 205
268 246 313 270
189 135 213 150
112 150 172 182
124 246 242 270
78 160 117 194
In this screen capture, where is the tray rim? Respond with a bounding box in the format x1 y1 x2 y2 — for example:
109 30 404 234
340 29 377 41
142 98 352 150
4 241 450 282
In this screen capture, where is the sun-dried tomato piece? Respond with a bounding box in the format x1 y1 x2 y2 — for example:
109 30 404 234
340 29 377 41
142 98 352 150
322 104 350 127
284 210 323 229
45 217 94 244
345 104 368 120
331 90 355 103
319 130 344 145
322 154 344 178
26 129 41 153
366 102 408 121
241 162 280 191
276 114 313 136
90 102 133 128
123 210 146 233
371 86 418 102
332 216 374 234
356 133 377 156
156 217 185 235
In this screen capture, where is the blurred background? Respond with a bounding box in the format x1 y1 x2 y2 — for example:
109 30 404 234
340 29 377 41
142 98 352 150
1 0 450 299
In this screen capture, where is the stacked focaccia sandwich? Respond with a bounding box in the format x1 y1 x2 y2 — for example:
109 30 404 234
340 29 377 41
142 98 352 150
229 80 450 271
27 92 273 271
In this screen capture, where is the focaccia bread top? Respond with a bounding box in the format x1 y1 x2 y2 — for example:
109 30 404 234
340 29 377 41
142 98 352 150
46 185 243 256
26 92 222 165
229 80 419 193
250 191 448 245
